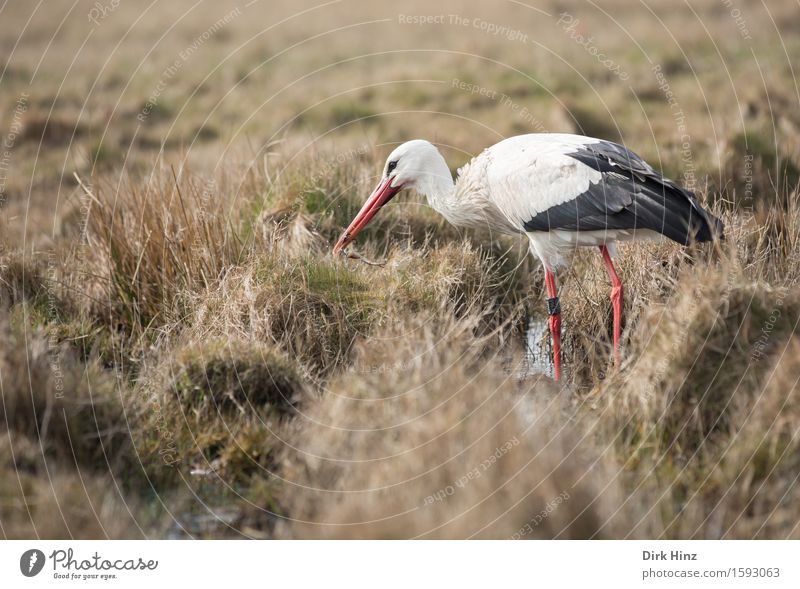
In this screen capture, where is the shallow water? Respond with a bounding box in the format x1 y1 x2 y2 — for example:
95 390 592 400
518 317 569 381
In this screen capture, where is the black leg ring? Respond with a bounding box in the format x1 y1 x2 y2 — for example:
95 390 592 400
547 297 561 316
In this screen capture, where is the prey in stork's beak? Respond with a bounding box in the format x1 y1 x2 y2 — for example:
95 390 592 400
333 173 403 255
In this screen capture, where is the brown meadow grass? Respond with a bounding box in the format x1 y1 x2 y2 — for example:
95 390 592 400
2 0 799 538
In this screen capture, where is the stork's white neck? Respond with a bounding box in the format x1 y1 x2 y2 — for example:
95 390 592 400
412 155 498 231
410 156 490 231
414 163 454 213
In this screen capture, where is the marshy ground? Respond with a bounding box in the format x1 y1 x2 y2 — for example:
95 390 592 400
1 0 800 538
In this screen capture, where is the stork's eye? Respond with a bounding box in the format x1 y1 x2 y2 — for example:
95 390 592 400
386 160 398 175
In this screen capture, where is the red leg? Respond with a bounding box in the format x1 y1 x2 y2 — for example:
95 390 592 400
545 269 562 381
599 245 623 367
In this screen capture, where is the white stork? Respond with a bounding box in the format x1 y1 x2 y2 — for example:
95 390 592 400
333 134 723 380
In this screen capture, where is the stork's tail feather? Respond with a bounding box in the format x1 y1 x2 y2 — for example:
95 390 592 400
621 174 724 245
674 185 724 244
693 208 725 242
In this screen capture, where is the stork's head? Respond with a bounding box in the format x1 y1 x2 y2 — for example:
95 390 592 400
333 140 449 254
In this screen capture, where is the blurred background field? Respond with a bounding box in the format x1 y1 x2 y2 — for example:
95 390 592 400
1 0 800 539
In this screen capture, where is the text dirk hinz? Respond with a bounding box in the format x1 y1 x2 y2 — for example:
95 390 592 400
643 550 698 561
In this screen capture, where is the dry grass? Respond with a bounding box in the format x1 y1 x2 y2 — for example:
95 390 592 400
708 338 800 539
2 0 800 539
4 174 800 540
84 167 244 338
0 434 145 539
0 317 146 538
4 149 800 539
276 318 632 539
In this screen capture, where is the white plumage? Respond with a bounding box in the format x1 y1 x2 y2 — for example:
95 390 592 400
469 134 614 269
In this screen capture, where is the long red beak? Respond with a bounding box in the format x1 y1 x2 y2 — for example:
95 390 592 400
333 176 402 254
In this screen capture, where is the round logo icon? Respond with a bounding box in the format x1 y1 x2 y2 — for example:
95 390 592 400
20 549 46 577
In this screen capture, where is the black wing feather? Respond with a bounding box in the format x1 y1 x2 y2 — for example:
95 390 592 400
523 140 724 244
